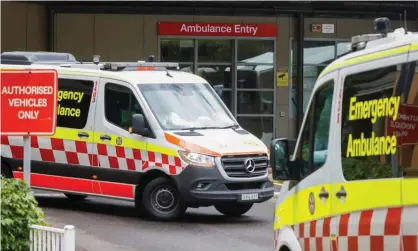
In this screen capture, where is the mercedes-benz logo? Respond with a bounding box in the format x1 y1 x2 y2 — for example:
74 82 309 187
244 158 256 173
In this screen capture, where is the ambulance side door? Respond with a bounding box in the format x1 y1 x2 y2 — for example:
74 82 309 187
331 49 408 250
91 77 150 199
31 74 98 194
291 71 337 251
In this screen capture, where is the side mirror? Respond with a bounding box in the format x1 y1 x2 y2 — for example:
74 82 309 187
269 138 296 181
131 114 149 136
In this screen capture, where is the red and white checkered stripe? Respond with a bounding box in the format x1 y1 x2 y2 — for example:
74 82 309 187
1 135 185 175
274 206 418 251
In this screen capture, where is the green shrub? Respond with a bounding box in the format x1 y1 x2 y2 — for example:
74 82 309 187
1 178 48 251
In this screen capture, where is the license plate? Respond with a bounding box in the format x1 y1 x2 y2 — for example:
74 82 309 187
241 193 258 201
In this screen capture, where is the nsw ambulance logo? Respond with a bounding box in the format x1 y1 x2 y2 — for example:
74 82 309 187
308 192 315 215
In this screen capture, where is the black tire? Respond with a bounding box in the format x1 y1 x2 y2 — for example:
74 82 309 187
64 193 88 200
1 162 12 178
141 177 186 221
214 203 253 217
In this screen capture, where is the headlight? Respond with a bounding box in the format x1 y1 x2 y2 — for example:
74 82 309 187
178 150 215 167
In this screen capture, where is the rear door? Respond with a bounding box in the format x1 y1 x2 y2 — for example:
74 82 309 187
331 47 409 251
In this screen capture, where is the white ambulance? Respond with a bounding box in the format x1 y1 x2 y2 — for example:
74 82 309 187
0 52 274 221
270 18 418 251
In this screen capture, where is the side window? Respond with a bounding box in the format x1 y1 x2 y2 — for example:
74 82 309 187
340 61 418 181
57 78 93 129
295 80 334 179
104 83 144 131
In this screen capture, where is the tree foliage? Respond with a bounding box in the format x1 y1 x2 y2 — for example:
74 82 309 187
1 178 48 251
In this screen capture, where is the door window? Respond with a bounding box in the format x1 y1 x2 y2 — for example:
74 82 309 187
340 62 418 180
104 83 144 131
57 78 94 129
294 79 334 179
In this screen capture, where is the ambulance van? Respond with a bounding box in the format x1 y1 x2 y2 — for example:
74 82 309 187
270 18 418 251
0 52 274 221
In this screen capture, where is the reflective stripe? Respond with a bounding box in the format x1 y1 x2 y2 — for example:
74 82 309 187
36 127 176 157
319 44 412 78
46 127 92 142
332 179 401 216
410 43 418 52
91 132 177 157
92 132 146 151
274 179 402 230
401 178 418 206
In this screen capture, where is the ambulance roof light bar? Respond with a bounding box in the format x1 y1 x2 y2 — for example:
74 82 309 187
101 62 180 71
349 17 392 52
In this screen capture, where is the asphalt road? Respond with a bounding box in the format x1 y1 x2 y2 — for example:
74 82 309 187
35 191 277 251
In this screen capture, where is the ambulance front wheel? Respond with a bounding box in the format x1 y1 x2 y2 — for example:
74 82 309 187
141 176 186 221
214 203 253 217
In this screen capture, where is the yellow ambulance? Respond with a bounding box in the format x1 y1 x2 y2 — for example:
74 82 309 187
270 18 418 251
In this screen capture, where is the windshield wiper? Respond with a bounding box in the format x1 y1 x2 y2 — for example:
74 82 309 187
219 124 240 129
179 126 221 131
178 125 239 131
179 124 239 131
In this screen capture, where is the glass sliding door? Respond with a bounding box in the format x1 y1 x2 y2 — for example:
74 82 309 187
236 39 275 145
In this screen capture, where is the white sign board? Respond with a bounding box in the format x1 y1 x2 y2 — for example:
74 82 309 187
322 24 335 34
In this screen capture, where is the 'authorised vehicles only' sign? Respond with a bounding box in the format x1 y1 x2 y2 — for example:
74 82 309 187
1 69 58 136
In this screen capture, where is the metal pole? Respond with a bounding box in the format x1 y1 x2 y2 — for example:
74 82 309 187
296 13 305 132
23 135 31 186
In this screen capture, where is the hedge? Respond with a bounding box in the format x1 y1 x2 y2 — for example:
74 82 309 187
1 178 48 251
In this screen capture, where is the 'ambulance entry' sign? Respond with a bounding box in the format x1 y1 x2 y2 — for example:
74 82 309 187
1 69 58 136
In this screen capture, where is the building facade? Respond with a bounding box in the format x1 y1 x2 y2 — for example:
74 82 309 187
2 1 417 145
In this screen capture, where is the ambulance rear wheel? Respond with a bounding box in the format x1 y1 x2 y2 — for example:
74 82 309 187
142 177 186 221
64 193 88 200
215 203 253 217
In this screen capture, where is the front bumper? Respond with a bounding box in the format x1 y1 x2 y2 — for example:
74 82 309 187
173 163 275 207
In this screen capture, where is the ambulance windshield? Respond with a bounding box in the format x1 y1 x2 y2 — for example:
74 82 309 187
137 83 237 130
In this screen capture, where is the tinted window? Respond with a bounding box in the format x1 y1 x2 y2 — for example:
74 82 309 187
57 79 93 129
340 61 418 180
294 80 334 179
104 83 143 131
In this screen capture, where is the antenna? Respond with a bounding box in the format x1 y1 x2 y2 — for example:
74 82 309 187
404 10 408 34
400 13 402 28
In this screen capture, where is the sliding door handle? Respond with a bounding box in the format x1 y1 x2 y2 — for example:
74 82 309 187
318 186 329 199
319 191 329 199
100 134 112 141
77 132 89 138
336 186 347 198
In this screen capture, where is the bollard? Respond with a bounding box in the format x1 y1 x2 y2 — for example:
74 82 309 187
63 225 75 251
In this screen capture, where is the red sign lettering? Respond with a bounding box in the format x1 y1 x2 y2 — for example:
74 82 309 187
1 69 58 136
386 104 418 145
158 22 278 37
